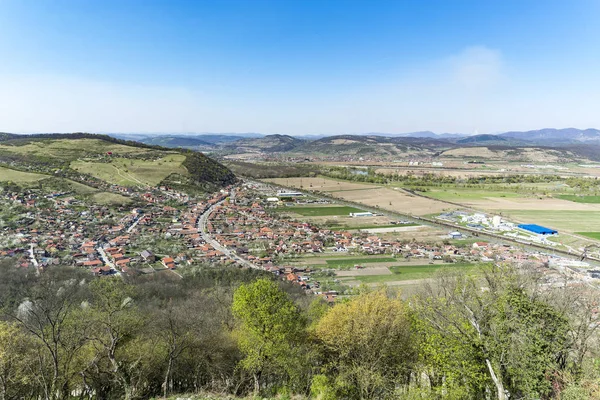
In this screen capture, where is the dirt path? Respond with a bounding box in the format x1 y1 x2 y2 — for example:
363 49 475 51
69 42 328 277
111 164 148 187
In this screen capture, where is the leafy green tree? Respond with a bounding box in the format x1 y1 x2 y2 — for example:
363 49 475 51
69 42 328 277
414 265 571 400
0 322 36 400
232 278 305 394
314 289 416 399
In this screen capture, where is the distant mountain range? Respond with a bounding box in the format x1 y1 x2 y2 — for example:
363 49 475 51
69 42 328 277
6 129 600 161
103 128 600 147
5 129 600 162
361 128 600 145
499 128 600 144
109 132 263 145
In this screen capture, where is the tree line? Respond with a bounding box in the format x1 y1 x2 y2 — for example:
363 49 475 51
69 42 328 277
322 167 572 187
0 260 599 399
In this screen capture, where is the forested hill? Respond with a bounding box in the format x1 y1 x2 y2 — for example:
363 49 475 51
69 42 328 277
0 132 237 190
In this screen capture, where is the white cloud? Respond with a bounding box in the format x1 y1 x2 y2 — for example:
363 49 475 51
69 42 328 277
449 46 504 91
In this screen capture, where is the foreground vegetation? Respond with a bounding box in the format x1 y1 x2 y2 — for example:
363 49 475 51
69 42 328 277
1 260 599 400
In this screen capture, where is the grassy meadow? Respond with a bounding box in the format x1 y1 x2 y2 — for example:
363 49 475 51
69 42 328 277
0 166 47 182
576 232 600 240
324 257 397 267
278 205 365 216
342 262 478 283
558 195 600 204
502 210 600 232
325 223 419 230
71 155 187 187
423 188 523 201
0 166 99 195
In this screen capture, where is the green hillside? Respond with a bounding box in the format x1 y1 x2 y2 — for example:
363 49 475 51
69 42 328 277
0 133 236 191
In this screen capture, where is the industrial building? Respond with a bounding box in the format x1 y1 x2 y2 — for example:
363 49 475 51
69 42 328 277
517 224 558 235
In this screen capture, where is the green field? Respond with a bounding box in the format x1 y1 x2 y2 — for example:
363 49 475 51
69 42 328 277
61 180 98 194
325 257 397 267
280 205 365 216
424 188 522 201
576 232 600 240
352 262 477 283
0 166 47 182
557 195 600 204
326 223 420 230
0 167 98 195
503 210 600 232
71 155 187 187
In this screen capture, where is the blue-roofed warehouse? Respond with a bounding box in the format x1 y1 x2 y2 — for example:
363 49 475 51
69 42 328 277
518 224 558 235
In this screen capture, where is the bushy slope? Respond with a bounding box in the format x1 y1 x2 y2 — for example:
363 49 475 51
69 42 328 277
183 151 237 187
0 133 236 190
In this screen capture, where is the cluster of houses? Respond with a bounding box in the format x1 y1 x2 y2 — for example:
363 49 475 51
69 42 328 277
0 183 234 275
2 181 596 297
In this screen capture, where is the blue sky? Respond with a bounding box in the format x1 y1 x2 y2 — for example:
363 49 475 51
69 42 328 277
1 0 599 134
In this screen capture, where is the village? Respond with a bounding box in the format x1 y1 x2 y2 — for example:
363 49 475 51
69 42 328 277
2 177 598 301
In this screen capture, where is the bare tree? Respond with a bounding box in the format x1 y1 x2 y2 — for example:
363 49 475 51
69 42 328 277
7 270 89 400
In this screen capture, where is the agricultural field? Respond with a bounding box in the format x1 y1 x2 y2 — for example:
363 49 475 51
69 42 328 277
459 196 600 212
336 262 478 284
376 167 505 179
324 257 397 267
502 210 600 233
575 232 600 240
300 213 403 230
264 177 451 216
277 205 364 216
558 195 600 203
0 166 47 182
266 170 600 244
290 255 398 269
334 187 451 215
267 176 381 192
440 147 575 163
423 188 523 202
359 225 422 234
327 223 420 231
71 155 187 187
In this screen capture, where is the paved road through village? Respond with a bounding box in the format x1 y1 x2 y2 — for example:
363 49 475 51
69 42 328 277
197 191 261 270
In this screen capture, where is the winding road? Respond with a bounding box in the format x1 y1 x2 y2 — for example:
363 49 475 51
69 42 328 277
197 191 261 270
